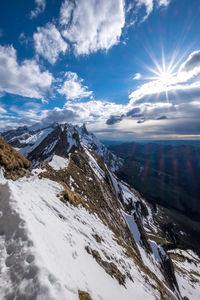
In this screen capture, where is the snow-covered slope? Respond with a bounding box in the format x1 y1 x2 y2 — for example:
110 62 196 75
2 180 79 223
168 249 200 300
0 126 199 300
76 124 122 171
0 175 164 300
0 146 180 300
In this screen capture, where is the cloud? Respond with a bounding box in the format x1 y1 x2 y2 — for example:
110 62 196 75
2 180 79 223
180 50 200 72
0 107 7 114
128 0 171 24
60 0 125 55
137 119 146 123
34 23 68 64
63 100 125 123
156 115 167 120
156 0 171 7
177 50 200 83
133 73 141 80
136 0 154 22
0 45 53 100
40 107 78 125
3 97 200 139
106 114 124 125
126 107 141 117
129 49 200 106
57 72 93 100
30 0 46 19
5 99 124 131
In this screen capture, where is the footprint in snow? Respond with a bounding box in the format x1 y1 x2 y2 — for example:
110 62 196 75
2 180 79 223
72 251 78 259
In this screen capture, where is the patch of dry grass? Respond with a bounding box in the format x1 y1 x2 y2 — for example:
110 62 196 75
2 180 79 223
0 137 31 179
78 290 93 300
85 246 127 286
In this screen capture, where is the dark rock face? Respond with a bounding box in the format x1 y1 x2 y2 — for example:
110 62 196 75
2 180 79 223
81 123 88 135
27 124 82 165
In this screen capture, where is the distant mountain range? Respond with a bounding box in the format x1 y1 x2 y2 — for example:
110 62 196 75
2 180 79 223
109 141 200 249
102 139 200 147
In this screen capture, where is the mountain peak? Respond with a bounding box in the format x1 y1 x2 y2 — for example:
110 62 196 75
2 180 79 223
1 122 122 170
81 123 88 135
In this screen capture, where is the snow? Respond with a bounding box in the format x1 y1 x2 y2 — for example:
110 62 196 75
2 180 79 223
43 140 58 155
149 240 162 263
4 122 122 172
122 211 174 296
0 174 162 300
76 125 123 171
20 127 54 157
110 172 174 292
119 182 138 205
0 168 6 184
49 155 69 171
112 176 167 281
179 230 186 236
109 171 119 195
122 212 141 245
66 135 77 152
85 148 105 180
1 122 199 299
169 249 200 300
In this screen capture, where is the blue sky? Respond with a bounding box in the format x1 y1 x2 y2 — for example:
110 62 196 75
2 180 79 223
0 0 200 139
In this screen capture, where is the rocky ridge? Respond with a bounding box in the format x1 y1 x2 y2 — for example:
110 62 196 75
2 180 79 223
0 123 199 299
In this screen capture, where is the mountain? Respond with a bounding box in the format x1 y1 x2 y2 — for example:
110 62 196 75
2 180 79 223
0 126 199 299
109 141 200 220
2 123 122 171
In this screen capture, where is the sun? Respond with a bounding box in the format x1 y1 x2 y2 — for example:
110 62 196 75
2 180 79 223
158 70 173 86
144 49 177 87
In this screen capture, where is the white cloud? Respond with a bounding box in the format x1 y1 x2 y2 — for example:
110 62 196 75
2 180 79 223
129 49 200 105
156 0 171 7
60 0 125 55
0 107 7 114
64 100 125 122
37 100 125 129
133 73 141 80
176 50 200 82
180 50 200 72
134 0 171 23
58 72 93 100
2 98 125 133
0 45 53 100
136 0 154 21
30 0 46 19
34 23 68 64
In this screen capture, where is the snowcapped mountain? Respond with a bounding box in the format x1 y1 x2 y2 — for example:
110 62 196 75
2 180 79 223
0 126 199 299
2 123 122 171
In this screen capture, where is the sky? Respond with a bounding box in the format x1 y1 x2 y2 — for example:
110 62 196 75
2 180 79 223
0 0 200 140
